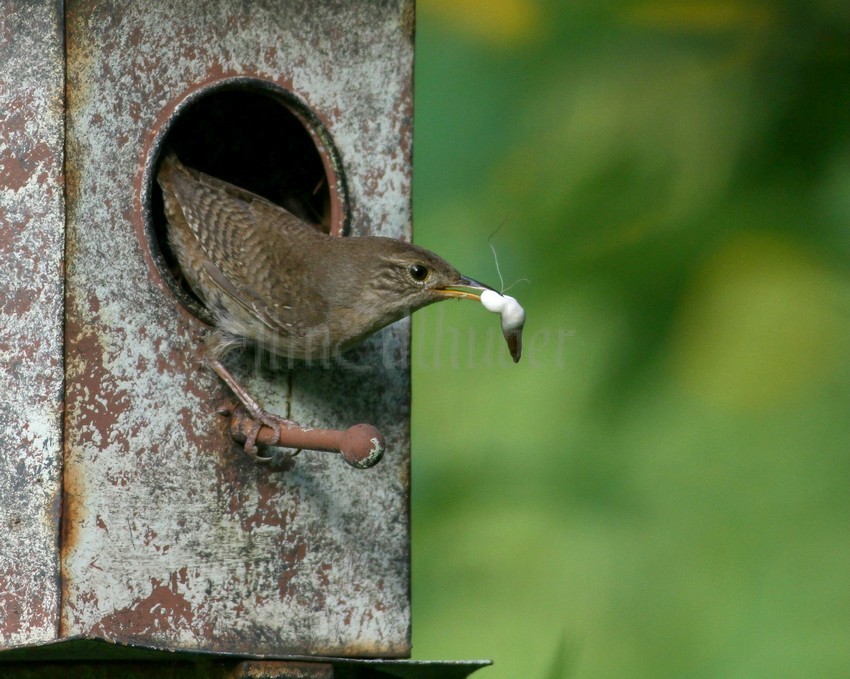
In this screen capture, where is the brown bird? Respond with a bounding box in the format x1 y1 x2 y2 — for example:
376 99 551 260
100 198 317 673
158 154 508 456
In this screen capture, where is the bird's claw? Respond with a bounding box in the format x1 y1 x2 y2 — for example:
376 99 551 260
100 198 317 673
242 408 295 463
243 418 264 459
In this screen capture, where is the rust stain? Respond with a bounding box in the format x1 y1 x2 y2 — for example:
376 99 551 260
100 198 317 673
1 0 64 648
0 98 59 193
277 540 309 601
60 426 87 632
0 570 24 637
0 568 57 640
90 575 197 639
64 292 134 451
240 482 292 533
236 661 334 679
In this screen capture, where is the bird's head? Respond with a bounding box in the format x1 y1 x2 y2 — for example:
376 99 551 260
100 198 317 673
327 237 494 331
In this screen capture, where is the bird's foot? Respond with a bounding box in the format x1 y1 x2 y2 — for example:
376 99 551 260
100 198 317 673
207 357 297 464
242 407 297 463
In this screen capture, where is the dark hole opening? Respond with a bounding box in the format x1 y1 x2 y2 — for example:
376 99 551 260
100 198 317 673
148 82 344 320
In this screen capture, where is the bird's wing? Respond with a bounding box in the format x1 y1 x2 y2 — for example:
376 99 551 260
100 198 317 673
161 157 326 337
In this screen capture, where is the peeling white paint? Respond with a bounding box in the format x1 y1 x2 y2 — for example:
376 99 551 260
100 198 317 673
0 0 65 648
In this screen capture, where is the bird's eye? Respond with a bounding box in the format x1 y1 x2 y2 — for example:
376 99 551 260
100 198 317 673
409 264 429 282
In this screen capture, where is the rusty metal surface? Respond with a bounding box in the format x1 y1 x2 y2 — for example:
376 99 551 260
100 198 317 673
62 0 413 657
233 659 493 678
0 0 65 648
0 659 490 679
0 637 492 679
235 660 333 679
0 638 490 676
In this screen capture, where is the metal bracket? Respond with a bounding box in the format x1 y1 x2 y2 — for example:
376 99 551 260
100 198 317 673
228 406 385 469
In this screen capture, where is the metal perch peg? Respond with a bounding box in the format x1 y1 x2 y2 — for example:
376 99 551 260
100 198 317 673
229 406 385 469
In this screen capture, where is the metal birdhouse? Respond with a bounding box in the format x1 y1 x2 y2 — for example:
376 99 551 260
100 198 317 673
0 0 488 675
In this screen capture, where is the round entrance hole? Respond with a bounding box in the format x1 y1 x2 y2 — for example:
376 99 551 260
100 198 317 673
147 79 348 320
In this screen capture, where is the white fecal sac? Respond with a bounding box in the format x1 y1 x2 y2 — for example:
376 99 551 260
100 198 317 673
480 289 526 331
480 289 526 363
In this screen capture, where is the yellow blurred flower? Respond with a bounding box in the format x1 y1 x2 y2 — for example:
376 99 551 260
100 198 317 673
671 232 847 411
624 0 773 32
422 0 545 46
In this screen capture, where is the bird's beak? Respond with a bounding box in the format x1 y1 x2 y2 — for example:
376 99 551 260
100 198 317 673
434 275 497 301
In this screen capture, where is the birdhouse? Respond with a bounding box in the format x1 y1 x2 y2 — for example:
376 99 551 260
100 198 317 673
0 1 488 675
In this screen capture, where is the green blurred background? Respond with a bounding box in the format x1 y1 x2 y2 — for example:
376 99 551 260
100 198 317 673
409 1 850 677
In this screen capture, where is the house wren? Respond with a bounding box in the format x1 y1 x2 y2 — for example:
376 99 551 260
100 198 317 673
158 154 508 455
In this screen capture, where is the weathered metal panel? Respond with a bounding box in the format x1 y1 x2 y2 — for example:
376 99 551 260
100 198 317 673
63 0 413 657
0 636 490 675
0 640 489 678
0 0 65 648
